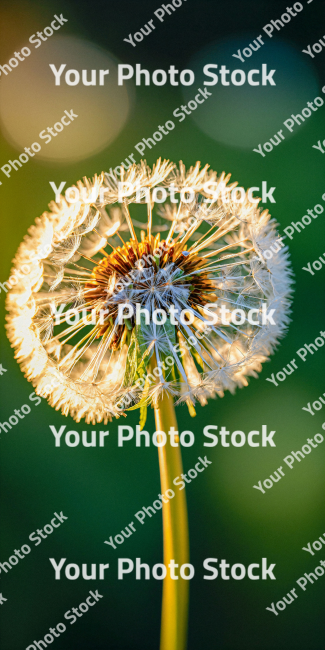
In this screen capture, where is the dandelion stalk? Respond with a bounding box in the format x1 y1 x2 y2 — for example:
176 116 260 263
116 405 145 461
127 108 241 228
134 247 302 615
155 392 189 650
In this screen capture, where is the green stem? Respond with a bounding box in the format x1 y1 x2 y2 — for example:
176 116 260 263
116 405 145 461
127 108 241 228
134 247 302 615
154 392 189 650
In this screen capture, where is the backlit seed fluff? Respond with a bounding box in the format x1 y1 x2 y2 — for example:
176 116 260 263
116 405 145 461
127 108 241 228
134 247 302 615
6 159 293 424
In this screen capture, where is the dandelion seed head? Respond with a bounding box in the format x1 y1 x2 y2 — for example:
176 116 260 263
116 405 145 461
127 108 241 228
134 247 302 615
6 159 293 423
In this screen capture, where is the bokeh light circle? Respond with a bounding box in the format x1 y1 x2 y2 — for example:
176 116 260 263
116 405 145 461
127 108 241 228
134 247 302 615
0 35 134 162
183 38 319 149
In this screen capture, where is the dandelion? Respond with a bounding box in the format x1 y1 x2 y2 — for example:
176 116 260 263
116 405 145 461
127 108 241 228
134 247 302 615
6 159 293 650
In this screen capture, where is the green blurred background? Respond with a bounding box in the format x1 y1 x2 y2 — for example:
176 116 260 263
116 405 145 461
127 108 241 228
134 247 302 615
0 0 324 648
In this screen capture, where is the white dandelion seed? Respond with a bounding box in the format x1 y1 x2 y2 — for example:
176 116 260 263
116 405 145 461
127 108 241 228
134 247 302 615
6 159 293 424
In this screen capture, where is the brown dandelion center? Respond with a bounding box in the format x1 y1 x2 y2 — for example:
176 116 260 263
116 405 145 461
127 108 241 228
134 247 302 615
84 235 217 348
